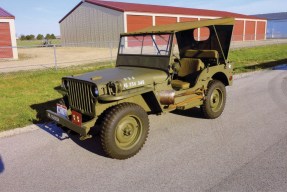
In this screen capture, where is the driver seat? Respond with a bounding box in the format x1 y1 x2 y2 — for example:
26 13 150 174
171 58 204 90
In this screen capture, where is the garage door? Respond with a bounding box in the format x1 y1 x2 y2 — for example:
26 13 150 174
126 15 153 46
245 21 256 41
127 15 153 33
256 21 266 40
233 20 244 41
0 22 13 58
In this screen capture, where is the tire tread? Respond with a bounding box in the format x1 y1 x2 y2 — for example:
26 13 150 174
100 103 149 159
201 80 226 119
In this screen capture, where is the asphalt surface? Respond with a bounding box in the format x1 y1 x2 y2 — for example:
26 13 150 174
0 67 287 192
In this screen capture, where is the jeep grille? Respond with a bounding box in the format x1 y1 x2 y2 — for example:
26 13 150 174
66 80 95 116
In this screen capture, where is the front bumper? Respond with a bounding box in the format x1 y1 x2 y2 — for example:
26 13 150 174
46 110 91 139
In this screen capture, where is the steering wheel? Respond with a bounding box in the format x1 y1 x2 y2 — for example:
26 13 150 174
172 54 181 67
169 54 181 76
157 50 169 55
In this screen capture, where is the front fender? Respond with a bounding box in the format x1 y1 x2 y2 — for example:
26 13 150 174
54 86 68 96
96 87 163 114
98 87 153 102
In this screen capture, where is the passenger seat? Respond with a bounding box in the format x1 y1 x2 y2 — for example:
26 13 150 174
171 58 204 90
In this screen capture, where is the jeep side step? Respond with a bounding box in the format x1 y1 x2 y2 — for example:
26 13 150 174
164 92 204 111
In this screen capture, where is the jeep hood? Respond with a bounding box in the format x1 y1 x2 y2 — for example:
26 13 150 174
64 66 168 89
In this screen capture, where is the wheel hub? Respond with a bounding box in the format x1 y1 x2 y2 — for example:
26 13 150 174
123 127 134 136
115 115 142 150
210 88 223 112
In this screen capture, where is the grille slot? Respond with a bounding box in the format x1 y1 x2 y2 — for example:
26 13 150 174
67 80 95 116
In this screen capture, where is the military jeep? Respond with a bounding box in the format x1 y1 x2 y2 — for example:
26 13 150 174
47 18 234 159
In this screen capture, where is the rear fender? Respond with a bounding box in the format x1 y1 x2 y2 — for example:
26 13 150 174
212 72 231 86
196 65 232 88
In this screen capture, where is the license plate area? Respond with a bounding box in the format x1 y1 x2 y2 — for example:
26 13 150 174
57 104 68 118
71 110 82 126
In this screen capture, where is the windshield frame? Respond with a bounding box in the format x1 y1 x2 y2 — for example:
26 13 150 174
118 33 174 57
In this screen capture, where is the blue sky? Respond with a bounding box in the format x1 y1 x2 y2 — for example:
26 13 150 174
1 0 286 36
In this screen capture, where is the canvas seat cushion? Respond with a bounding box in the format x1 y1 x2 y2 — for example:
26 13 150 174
177 58 204 77
171 79 190 90
171 58 204 90
183 49 219 59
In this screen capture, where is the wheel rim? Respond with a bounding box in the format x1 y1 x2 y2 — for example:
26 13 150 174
210 88 223 112
115 115 143 150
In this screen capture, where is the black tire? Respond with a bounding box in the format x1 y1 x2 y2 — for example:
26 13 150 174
101 103 149 159
201 80 226 119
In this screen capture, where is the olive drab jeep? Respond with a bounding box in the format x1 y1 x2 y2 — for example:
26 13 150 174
46 18 235 159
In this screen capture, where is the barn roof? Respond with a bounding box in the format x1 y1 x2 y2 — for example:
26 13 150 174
0 7 15 19
59 0 264 23
253 12 287 20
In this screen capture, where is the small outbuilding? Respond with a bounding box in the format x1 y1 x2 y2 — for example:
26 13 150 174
59 0 267 46
254 12 287 39
0 7 18 59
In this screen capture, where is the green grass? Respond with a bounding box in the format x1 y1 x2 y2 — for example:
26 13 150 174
0 62 113 132
17 39 61 47
230 44 287 73
0 44 287 132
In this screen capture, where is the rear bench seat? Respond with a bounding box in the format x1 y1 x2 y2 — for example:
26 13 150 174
183 49 219 66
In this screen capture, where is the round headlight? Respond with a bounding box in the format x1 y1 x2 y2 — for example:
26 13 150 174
107 81 123 96
92 86 99 97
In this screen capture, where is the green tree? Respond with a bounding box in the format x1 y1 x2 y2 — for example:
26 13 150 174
45 34 51 39
20 34 26 40
26 34 35 40
36 34 44 40
25 35 31 40
50 34 56 39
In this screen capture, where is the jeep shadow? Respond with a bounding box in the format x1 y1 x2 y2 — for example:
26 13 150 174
0 155 4 174
31 100 107 157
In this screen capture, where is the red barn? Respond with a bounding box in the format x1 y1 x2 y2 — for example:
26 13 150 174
0 7 18 59
60 0 267 46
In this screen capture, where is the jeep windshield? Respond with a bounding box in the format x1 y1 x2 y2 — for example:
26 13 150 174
119 33 173 56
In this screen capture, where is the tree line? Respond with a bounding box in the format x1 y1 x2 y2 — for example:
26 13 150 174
19 34 57 41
